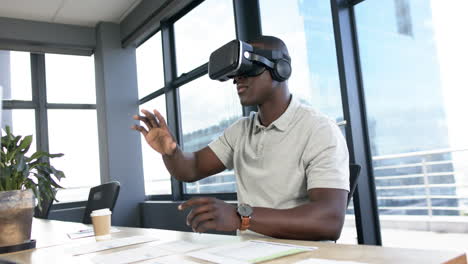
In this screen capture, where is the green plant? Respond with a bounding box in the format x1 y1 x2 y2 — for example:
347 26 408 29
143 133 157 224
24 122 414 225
0 126 65 211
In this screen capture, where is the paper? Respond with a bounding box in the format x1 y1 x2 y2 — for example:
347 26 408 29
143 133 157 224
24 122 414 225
150 255 202 264
68 235 159 255
188 240 317 264
295 259 369 264
155 240 208 253
67 227 120 239
91 246 170 264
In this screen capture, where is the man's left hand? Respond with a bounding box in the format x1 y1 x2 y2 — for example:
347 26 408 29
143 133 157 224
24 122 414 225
178 197 241 233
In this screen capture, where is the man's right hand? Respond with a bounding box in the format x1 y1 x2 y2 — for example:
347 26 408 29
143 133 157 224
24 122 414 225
132 109 177 156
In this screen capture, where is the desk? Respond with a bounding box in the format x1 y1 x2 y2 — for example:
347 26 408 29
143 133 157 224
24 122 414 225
0 218 466 264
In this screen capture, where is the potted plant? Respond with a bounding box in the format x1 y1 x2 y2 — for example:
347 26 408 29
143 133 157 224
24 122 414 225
0 125 65 248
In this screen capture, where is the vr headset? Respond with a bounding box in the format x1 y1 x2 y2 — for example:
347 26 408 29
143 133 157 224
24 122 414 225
208 40 292 82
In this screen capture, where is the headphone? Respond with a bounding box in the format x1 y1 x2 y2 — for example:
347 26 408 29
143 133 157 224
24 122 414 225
251 49 292 82
269 57 292 82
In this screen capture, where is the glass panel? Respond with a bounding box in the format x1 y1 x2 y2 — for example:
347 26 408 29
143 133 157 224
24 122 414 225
174 0 235 75
1 109 36 154
48 110 100 202
260 0 354 243
260 0 344 121
45 54 96 104
1 51 32 100
139 96 172 195
356 0 468 251
136 32 165 98
180 75 242 193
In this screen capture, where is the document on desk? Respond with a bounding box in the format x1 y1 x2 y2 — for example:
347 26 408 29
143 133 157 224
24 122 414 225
67 227 121 239
188 240 317 264
294 259 369 264
150 255 204 264
155 240 208 253
68 235 159 255
91 245 170 264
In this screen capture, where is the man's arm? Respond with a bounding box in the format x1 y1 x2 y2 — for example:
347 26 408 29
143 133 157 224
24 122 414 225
163 146 226 182
132 109 226 182
248 188 348 240
180 188 348 241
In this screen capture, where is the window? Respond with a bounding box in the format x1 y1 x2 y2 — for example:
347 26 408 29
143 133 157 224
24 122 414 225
139 96 171 195
180 75 241 194
1 52 99 203
45 54 99 202
136 32 170 195
173 0 240 194
260 0 354 243
45 54 96 104
136 32 164 98
174 0 235 75
355 0 468 251
1 110 36 154
48 110 100 202
1 51 32 100
260 0 344 121
1 51 34 151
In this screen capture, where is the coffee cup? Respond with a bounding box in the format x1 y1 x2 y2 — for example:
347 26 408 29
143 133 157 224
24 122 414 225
90 208 112 241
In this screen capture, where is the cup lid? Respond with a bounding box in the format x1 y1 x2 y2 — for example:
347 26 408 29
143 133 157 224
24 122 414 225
90 208 112 217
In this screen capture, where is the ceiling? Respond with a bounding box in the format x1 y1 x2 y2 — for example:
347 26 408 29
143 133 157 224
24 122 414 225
0 0 142 27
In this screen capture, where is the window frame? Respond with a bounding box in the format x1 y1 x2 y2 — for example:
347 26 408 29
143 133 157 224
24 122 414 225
137 0 242 201
2 53 98 204
139 2 382 239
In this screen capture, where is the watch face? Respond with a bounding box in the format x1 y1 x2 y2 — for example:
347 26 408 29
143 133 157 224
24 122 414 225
237 204 253 217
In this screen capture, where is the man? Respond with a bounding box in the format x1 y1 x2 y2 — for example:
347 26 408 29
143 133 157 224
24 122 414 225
132 36 349 241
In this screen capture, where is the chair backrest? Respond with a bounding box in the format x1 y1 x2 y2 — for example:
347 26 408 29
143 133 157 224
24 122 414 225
34 189 57 219
82 181 120 224
348 164 361 206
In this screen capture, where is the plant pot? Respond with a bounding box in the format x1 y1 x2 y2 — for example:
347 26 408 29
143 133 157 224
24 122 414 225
0 189 35 247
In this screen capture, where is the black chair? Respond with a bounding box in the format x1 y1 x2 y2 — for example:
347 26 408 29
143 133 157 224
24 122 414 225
82 181 120 224
34 189 57 219
348 163 361 206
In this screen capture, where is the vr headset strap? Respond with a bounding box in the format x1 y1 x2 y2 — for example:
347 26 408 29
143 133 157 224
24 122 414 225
253 48 291 62
248 53 275 69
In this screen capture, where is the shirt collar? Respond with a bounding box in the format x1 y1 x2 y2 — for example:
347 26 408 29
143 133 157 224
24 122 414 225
253 95 299 133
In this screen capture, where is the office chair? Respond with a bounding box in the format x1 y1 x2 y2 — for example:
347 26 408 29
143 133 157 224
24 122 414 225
348 163 361 206
82 181 120 224
34 189 57 219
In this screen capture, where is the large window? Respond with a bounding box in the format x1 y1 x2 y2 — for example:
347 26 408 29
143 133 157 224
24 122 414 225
1 110 36 154
139 96 171 195
2 51 32 100
1 52 99 203
136 32 171 195
260 0 344 122
260 0 354 243
180 76 241 194
1 51 36 172
48 110 100 201
45 54 99 202
45 54 96 104
174 0 241 194
174 0 235 75
355 0 468 251
136 32 164 98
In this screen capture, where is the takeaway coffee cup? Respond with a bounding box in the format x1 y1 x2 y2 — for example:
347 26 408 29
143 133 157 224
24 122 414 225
90 208 112 241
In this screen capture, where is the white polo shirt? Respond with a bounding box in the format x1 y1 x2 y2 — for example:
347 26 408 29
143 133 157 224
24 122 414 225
209 96 349 209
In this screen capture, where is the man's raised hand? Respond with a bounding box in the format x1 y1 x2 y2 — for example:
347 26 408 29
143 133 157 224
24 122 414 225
132 109 177 155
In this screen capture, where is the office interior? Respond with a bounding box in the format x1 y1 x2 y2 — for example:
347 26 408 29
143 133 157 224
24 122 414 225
1 0 467 254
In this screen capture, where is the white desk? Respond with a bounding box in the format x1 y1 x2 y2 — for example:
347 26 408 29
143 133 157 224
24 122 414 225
0 218 466 264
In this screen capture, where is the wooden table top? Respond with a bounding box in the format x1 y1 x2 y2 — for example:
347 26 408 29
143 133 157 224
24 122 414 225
0 218 466 264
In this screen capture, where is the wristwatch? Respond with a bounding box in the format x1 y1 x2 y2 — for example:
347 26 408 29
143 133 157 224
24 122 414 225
237 203 253 231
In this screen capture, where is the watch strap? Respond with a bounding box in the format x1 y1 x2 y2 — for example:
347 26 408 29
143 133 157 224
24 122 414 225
239 215 251 231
